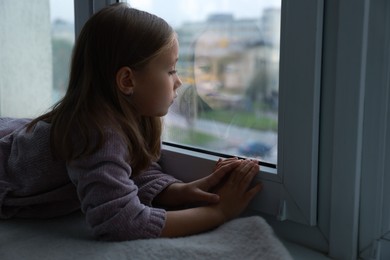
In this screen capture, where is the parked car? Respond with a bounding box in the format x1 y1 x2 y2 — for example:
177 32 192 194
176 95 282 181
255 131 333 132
238 141 272 158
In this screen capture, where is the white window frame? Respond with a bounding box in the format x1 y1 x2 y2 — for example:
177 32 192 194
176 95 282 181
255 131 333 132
315 0 390 258
353 0 390 259
162 0 323 227
162 1 390 259
324 0 370 258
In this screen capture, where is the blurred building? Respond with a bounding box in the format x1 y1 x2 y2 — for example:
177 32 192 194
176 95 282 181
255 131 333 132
175 8 280 110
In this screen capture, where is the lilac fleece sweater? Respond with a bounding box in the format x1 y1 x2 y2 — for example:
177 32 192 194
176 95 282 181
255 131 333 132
0 118 180 241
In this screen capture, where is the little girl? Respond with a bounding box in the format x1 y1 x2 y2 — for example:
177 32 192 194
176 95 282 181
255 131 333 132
0 3 261 241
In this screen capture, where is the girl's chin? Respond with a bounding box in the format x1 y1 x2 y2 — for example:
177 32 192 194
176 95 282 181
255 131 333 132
155 109 169 117
140 111 167 117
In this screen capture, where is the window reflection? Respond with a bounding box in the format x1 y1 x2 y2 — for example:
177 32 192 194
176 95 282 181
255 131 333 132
129 1 280 164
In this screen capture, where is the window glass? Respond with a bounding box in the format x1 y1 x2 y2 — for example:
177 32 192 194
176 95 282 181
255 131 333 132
50 0 75 102
133 0 280 165
0 0 74 118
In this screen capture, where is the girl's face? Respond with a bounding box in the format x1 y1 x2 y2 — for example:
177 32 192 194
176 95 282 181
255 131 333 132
131 37 182 117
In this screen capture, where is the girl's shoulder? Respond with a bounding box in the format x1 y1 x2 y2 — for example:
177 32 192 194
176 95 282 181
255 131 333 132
67 125 130 169
0 117 32 138
85 125 129 156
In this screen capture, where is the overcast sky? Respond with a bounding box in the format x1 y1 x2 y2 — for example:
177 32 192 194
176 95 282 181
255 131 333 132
50 0 281 27
129 0 281 27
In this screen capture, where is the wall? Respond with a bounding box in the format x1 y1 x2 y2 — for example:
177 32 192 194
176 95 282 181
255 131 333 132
0 0 52 117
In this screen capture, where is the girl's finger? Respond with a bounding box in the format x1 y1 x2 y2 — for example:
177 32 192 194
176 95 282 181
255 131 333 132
231 160 254 184
210 160 241 185
238 166 258 191
215 157 239 169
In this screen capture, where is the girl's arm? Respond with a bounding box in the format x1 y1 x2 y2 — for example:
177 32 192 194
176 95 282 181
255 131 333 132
135 159 241 207
131 162 182 206
66 130 169 241
162 207 226 237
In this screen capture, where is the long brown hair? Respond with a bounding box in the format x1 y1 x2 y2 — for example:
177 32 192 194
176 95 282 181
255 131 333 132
28 3 175 175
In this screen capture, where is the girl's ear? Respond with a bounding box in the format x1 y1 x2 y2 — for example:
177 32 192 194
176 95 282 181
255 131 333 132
116 66 135 95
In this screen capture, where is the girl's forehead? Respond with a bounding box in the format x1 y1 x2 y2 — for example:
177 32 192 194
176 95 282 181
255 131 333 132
152 38 179 66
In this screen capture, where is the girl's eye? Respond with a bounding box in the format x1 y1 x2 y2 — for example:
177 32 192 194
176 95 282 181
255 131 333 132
168 70 177 75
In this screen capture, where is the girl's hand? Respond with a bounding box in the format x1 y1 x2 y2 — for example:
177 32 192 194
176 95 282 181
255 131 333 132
214 157 239 171
160 159 262 238
179 158 242 205
210 159 262 222
156 158 241 207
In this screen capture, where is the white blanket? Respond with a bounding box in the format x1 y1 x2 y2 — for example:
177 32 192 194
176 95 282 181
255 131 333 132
0 212 292 260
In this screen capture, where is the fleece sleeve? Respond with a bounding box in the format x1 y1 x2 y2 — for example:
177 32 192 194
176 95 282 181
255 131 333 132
0 118 31 138
66 131 166 241
132 162 182 206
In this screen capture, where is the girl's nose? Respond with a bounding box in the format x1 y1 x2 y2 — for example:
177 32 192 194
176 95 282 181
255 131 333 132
175 75 182 90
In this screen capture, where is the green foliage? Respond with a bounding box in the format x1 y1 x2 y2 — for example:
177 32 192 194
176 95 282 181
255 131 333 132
165 126 223 146
199 109 277 131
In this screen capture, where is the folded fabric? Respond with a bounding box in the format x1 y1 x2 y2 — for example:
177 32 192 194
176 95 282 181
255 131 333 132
0 212 292 260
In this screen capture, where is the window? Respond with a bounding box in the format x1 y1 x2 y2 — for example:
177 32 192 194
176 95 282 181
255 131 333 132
127 0 323 227
1 0 324 252
50 0 75 103
0 0 75 117
128 0 281 167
